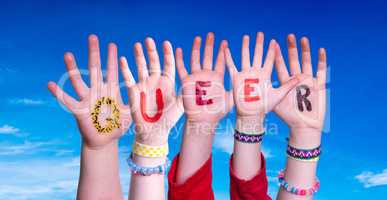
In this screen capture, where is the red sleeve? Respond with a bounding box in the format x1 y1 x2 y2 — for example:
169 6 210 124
168 154 214 200
230 153 272 200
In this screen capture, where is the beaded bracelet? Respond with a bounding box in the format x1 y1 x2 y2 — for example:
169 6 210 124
278 170 320 196
234 129 265 143
286 144 321 161
132 141 169 158
127 154 170 176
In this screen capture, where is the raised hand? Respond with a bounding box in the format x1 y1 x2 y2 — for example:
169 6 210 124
48 34 129 200
120 38 183 146
275 34 327 200
225 33 300 128
274 34 327 134
176 32 232 123
48 34 131 149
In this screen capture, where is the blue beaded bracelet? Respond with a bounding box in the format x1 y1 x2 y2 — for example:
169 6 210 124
127 153 171 176
278 170 320 196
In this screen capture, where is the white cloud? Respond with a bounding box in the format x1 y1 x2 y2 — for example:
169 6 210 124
0 140 61 156
0 141 133 200
355 169 387 188
214 132 234 154
8 98 46 106
0 125 19 134
0 157 80 200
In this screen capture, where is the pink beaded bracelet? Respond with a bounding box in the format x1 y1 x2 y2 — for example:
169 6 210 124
278 170 320 196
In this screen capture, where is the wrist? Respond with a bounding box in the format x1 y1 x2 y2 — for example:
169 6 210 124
83 139 118 152
132 154 167 167
236 114 265 134
134 124 169 146
185 120 218 135
289 127 322 149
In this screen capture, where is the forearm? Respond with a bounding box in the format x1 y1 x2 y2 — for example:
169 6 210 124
129 155 166 200
232 115 265 180
277 128 322 200
176 120 217 184
77 140 123 200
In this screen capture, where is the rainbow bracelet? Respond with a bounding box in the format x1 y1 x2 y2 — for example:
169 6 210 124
234 129 265 143
286 144 321 161
278 170 320 196
127 153 170 176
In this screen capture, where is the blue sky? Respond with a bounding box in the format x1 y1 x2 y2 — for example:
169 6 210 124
1 0 387 199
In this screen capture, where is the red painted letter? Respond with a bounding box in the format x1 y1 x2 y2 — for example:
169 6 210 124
195 81 213 105
140 88 164 122
244 78 260 102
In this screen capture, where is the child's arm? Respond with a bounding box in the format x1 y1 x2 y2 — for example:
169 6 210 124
226 33 299 179
274 34 327 200
120 38 183 200
225 33 299 200
173 33 232 185
48 35 131 200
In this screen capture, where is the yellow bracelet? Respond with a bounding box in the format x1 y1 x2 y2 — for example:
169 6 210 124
132 141 169 158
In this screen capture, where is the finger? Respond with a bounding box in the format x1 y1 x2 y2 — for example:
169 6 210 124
214 40 228 75
145 37 161 76
317 48 327 86
133 42 148 82
225 47 238 80
252 32 264 68
190 36 202 73
262 39 277 77
273 77 300 104
203 32 215 70
301 37 313 75
119 56 136 88
47 81 79 112
64 52 88 99
287 34 302 75
274 43 290 83
162 41 175 82
241 35 251 70
88 34 103 88
175 48 188 81
106 43 119 84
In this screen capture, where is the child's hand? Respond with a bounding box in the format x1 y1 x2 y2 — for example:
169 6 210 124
175 32 233 123
120 38 183 145
274 34 327 136
48 35 132 149
225 33 299 122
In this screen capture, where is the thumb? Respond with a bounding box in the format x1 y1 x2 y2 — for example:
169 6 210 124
272 77 300 105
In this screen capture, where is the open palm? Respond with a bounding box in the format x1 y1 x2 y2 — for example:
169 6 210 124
225 33 299 118
175 33 233 123
48 35 131 149
120 38 183 145
274 34 327 131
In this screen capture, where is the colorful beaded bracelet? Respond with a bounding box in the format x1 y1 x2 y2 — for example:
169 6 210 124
127 154 170 176
234 129 265 143
132 141 169 158
278 170 320 196
286 144 321 161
